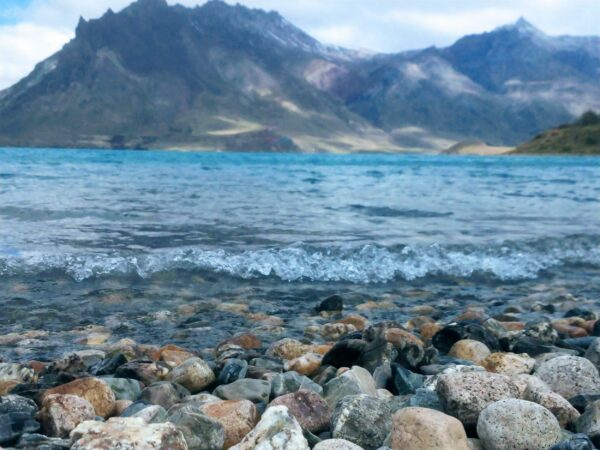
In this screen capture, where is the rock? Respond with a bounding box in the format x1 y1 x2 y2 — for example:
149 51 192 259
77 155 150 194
166 357 215 394
384 328 427 371
521 374 552 400
41 377 115 418
152 345 197 366
115 360 170 385
0 363 36 383
229 405 309 450
331 395 391 450
270 390 331 433
389 407 469 450
576 400 600 444
317 295 344 312
39 394 95 438
584 338 600 370
114 399 133 416
323 366 377 409
0 412 40 446
448 339 491 363
336 315 368 331
267 339 313 360
436 371 519 426
70 417 187 449
168 405 225 450
141 382 188 410
131 405 168 423
214 379 271 403
90 353 128 376
480 352 535 375
47 351 106 375
9 433 71 449
389 363 423 395
101 377 142 401
271 371 323 398
219 333 262 351
322 339 368 369
0 395 38 417
313 439 364 450
528 390 580 427
477 399 561 450
201 400 258 449
321 323 357 341
284 353 322 376
217 359 248 385
432 322 499 353
549 433 595 450
183 393 223 407
0 380 19 396
536 356 600 399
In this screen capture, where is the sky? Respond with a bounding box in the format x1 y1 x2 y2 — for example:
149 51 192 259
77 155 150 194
1 0 599 90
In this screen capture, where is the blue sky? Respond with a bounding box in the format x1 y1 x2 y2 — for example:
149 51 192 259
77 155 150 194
1 0 600 90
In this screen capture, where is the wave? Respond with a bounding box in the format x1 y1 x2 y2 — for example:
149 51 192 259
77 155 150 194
1 236 599 283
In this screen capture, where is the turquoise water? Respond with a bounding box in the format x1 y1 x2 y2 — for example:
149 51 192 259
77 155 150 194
0 148 599 282
1 148 600 359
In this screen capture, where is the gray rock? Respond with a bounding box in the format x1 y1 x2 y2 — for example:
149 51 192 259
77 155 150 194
576 400 600 443
536 356 600 399
141 382 189 410
0 395 38 417
271 371 323 398
436 371 519 426
331 395 391 450
214 379 270 403
0 412 40 446
477 399 561 450
131 404 168 423
101 377 142 401
11 433 71 449
168 406 225 450
166 358 216 394
217 359 248 385
323 366 377 409
585 338 600 370
550 433 595 450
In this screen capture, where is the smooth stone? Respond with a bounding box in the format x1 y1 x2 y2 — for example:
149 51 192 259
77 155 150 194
114 400 133 416
229 405 309 450
390 407 469 450
250 357 284 372
141 381 188 410
120 401 153 417
436 371 519 426
448 339 491 363
524 319 559 343
0 395 38 417
214 379 271 403
528 390 580 428
270 390 331 433
321 323 357 341
182 393 223 407
314 439 364 450
131 404 168 423
0 412 40 446
271 371 323 398
477 399 561 450
168 405 225 450
480 352 535 375
166 357 216 394
323 366 377 409
41 378 115 419
70 417 187 449
409 387 444 411
101 377 142 401
218 333 262 351
217 359 248 385
39 394 95 438
331 395 391 450
317 295 344 313
201 399 258 448
389 363 423 395
536 355 600 399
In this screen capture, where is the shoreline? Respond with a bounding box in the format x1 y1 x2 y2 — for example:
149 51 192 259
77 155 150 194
2 289 600 449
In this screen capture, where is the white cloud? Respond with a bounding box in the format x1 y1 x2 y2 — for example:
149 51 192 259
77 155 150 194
0 0 600 90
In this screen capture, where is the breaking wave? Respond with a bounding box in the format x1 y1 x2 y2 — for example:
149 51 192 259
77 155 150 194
1 235 599 283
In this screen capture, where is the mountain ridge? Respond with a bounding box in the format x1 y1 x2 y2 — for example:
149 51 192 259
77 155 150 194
0 0 599 152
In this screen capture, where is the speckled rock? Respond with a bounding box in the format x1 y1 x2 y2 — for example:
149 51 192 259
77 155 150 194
271 371 323 397
448 340 491 363
480 352 535 375
536 356 600 399
528 390 580 427
201 399 258 449
131 405 168 423
267 339 313 360
323 366 377 409
41 378 115 418
389 407 469 450
313 439 364 450
39 394 95 438
576 400 600 443
70 417 187 450
166 357 216 394
229 405 309 450
477 399 561 450
269 390 331 433
331 395 391 450
168 405 225 450
436 371 519 426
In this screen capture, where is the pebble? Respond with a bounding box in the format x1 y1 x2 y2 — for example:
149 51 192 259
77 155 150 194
201 399 258 448
323 366 377 409
168 405 225 450
448 339 491 363
477 399 561 450
214 379 271 403
331 395 391 450
480 352 535 375
39 394 95 438
41 377 115 418
390 407 469 450
536 355 600 399
283 352 322 376
270 390 331 433
140 381 188 410
576 400 600 445
166 357 216 394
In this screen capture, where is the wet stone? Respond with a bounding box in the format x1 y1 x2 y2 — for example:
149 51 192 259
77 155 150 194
140 381 189 410
168 405 225 450
271 371 323 398
214 379 271 403
217 358 248 385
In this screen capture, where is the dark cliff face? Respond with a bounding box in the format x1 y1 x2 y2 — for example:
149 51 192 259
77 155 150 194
0 1 599 151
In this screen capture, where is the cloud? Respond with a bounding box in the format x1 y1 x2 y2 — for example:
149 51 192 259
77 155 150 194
1 0 600 90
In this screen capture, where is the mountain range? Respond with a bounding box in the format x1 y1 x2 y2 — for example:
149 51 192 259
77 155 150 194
0 0 599 152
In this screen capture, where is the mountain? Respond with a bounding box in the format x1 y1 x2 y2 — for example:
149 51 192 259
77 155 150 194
0 1 599 152
514 111 600 154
